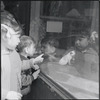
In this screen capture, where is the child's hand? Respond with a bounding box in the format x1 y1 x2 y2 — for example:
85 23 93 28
33 64 39 70
48 54 58 62
33 54 44 64
6 91 22 100
32 69 40 80
49 54 56 59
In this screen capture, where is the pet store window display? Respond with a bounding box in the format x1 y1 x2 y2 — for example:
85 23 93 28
40 31 99 99
39 1 99 99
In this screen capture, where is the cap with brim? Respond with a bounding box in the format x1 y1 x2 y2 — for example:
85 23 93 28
1 11 17 24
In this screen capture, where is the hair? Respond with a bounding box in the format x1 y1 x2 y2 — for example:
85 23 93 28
1 11 23 36
41 38 59 49
75 30 90 41
17 35 36 53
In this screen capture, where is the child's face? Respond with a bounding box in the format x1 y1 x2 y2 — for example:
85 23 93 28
75 37 89 50
44 44 55 54
6 27 21 50
27 43 36 57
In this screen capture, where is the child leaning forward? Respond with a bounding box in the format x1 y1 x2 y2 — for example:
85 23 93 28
17 35 44 95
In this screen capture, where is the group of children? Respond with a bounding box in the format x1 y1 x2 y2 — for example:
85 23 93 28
1 4 99 100
1 10 44 100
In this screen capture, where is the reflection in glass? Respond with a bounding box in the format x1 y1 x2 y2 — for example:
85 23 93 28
39 1 99 99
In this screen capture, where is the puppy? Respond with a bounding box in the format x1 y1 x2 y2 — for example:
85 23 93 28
59 50 75 65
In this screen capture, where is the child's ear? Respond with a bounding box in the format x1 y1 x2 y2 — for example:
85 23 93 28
6 32 11 39
25 47 29 54
1 25 11 39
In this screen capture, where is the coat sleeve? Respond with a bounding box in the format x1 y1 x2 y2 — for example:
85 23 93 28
21 59 35 70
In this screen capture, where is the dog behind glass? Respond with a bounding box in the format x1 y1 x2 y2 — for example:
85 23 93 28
59 50 75 65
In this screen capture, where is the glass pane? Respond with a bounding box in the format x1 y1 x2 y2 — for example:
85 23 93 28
41 1 91 17
39 1 99 99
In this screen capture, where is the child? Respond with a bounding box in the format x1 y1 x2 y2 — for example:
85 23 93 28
1 11 44 100
17 35 41 95
1 11 23 100
74 31 99 81
75 32 90 52
41 38 66 62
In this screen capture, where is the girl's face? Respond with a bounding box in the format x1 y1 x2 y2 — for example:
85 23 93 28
75 37 89 49
27 43 36 57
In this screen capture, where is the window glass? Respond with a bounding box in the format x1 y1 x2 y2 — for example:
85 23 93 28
39 1 99 99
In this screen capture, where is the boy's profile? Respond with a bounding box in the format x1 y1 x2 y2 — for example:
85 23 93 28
1 11 23 100
17 35 42 95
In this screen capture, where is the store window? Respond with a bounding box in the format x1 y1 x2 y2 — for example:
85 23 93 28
38 1 99 99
